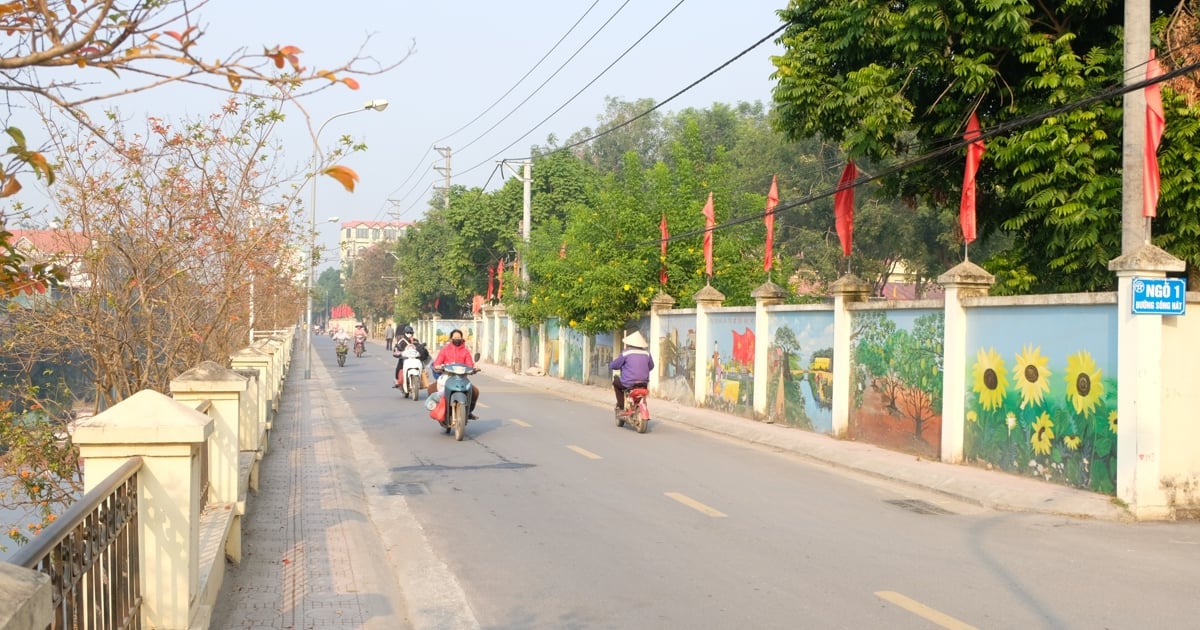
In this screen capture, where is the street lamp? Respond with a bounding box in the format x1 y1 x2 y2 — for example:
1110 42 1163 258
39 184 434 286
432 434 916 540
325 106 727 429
305 99 389 379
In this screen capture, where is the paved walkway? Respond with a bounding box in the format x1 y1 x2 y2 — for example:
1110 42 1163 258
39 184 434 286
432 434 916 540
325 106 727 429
214 350 1130 628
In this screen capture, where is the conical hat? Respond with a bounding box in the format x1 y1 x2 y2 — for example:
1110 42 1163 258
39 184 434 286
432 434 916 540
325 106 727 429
622 331 649 348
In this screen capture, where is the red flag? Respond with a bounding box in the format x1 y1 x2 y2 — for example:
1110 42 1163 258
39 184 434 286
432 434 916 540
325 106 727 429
764 176 779 272
659 214 669 285
960 112 986 244
702 192 715 278
496 258 504 300
434 297 440 311
487 265 495 300
560 241 567 259
472 294 484 315
1145 48 1165 219
834 162 856 257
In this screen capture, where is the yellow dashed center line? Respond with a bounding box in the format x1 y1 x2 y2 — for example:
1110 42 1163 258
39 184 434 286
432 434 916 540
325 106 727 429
664 492 727 517
510 418 531 428
567 445 602 460
875 591 978 630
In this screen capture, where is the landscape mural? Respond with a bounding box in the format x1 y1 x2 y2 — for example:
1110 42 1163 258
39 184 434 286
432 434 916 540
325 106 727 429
765 310 834 431
964 304 1118 494
547 318 561 376
849 309 945 459
703 310 756 415
656 311 698 403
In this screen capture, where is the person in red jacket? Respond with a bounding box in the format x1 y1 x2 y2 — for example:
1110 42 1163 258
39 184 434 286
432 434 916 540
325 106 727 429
431 329 480 419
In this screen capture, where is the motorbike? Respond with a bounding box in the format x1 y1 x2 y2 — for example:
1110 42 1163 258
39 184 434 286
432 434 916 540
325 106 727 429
430 362 479 441
335 340 348 367
353 337 366 358
399 345 425 401
615 382 651 433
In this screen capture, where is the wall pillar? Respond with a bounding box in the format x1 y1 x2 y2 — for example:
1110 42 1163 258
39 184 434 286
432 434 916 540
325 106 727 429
649 292 676 395
554 319 566 379
830 275 872 438
537 321 548 370
751 282 787 419
230 348 273 435
73 390 213 630
937 262 995 462
1110 244 1186 519
693 285 727 404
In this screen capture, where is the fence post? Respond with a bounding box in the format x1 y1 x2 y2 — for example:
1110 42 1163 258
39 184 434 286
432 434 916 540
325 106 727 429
1109 244 1185 518
693 285 727 404
0 563 51 630
936 262 995 463
72 390 213 630
830 275 872 437
649 292 676 396
752 282 787 419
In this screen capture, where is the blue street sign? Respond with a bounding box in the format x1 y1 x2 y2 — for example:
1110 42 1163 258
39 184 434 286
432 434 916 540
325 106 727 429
1132 277 1186 315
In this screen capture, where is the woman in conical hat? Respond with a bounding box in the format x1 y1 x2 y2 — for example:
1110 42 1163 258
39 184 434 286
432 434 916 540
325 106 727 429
622 330 648 349
611 330 654 409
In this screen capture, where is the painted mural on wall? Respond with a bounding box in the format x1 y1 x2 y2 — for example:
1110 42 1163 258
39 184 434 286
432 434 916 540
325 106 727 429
765 310 834 432
964 305 1118 494
849 309 945 459
528 326 541 369
588 331 615 387
547 318 561 376
497 314 510 361
703 310 756 416
433 320 475 347
656 311 698 403
562 325 585 383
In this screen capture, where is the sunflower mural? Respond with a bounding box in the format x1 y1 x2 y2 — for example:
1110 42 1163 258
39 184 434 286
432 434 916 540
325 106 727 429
965 339 1117 494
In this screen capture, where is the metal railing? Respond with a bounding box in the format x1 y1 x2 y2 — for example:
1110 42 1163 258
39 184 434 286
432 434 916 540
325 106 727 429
10 457 143 629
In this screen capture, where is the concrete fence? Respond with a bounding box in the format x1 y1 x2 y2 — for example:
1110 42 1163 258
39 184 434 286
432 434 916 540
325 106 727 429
0 329 295 630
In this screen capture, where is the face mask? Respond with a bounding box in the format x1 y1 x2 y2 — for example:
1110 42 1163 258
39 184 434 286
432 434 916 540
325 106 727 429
451 339 464 347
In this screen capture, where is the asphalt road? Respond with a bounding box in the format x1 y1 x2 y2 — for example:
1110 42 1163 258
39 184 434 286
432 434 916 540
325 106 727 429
315 337 1200 630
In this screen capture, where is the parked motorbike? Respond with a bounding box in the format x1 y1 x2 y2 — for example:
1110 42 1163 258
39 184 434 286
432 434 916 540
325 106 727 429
615 383 651 433
431 362 479 441
335 340 348 367
399 345 425 401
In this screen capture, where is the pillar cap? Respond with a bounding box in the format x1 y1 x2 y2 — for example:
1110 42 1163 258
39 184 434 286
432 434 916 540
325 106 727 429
937 260 996 288
73 390 213 445
1108 242 1186 274
829 273 872 297
751 280 787 302
650 291 676 310
693 284 726 306
171 360 249 394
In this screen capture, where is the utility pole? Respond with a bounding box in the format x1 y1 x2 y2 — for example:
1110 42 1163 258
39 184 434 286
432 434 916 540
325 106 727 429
1121 0 1151 252
434 146 452 209
500 159 533 372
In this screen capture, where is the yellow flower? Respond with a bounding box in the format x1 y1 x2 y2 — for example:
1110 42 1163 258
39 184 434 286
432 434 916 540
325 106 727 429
972 347 1009 411
966 410 978 423
1031 412 1055 456
1108 410 1118 434
1065 351 1104 417
1012 344 1051 409
1063 435 1081 450
623 283 632 291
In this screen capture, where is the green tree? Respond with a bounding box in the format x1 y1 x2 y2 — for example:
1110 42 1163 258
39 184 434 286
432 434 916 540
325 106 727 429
771 0 1200 293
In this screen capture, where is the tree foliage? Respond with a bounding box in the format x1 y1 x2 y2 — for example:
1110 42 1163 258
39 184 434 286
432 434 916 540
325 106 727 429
771 0 1200 292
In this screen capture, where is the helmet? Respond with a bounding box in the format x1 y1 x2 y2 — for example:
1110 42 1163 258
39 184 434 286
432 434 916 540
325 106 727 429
403 326 414 335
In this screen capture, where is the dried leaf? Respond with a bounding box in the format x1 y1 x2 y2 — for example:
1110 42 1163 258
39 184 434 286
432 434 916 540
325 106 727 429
342 77 360 90
322 165 359 192
227 71 242 92
1 176 21 198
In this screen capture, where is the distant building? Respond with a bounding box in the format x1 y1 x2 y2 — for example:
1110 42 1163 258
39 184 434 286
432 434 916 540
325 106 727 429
337 220 414 268
8 229 92 291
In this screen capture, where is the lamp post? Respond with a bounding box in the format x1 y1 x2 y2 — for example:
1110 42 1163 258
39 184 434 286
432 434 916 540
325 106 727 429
305 99 389 379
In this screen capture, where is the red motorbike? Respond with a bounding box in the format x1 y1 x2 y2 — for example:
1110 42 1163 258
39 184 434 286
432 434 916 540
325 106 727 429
615 384 650 434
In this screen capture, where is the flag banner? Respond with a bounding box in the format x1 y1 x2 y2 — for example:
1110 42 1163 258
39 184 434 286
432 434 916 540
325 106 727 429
1145 48 1165 219
660 214 669 285
834 162 856 257
764 175 779 272
496 258 504 300
487 265 495 300
960 112 986 244
702 192 715 278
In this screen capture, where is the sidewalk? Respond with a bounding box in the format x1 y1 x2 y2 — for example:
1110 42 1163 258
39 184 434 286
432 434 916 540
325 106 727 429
482 361 1133 522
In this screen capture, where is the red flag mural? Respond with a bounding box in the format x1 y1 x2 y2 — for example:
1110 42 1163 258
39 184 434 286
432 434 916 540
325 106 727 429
731 328 755 367
702 192 715 278
659 214 669 285
764 176 779 272
496 258 505 300
834 161 856 257
960 112 986 244
487 265 495 300
1145 48 1165 219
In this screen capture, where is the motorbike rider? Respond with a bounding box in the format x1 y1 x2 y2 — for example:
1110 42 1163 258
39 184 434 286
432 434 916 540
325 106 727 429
352 323 368 353
431 328 480 419
610 330 654 410
392 325 429 388
332 328 351 352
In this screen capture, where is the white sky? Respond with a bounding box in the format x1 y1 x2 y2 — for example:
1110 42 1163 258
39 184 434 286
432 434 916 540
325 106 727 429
19 0 788 261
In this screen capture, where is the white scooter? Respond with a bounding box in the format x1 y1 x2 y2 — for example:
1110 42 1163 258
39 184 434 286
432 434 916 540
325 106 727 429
400 346 425 401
